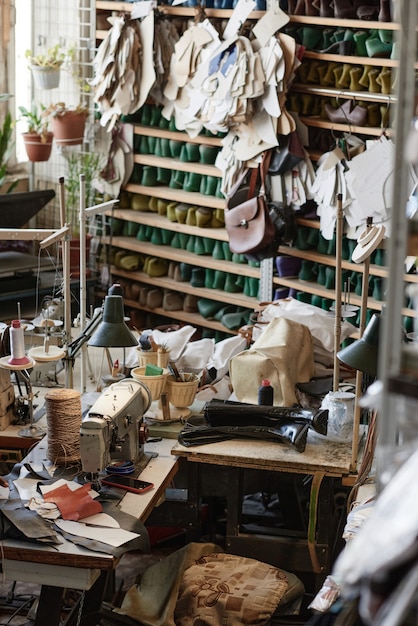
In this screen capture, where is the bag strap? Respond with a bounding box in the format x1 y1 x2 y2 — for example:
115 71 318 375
260 150 272 195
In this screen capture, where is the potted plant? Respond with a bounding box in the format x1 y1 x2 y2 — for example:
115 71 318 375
46 102 88 146
0 94 18 192
18 102 53 162
25 44 66 90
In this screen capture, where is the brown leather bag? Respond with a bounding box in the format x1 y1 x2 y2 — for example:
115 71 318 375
225 152 275 257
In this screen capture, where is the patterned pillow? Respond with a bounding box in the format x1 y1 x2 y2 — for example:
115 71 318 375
174 552 289 626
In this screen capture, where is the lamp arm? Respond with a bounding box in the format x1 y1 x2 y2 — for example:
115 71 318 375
66 307 103 362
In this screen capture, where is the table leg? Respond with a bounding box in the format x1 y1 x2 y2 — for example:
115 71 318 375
35 585 65 626
63 571 110 626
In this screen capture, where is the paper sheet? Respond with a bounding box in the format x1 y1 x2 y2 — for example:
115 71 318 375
55 519 139 547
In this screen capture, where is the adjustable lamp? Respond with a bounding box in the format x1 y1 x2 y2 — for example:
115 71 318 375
337 313 381 378
88 294 137 348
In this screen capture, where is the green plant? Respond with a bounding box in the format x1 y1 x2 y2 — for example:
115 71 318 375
0 93 18 193
25 43 66 69
18 103 50 141
64 151 106 234
45 101 89 118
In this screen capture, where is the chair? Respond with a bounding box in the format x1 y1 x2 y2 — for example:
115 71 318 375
95 543 305 626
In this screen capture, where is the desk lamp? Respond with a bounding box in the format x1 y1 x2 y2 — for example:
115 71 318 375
88 293 138 349
337 313 381 379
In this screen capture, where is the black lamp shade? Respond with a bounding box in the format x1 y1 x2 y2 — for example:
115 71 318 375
337 313 380 377
88 295 137 348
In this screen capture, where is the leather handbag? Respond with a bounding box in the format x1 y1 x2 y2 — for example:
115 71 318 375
225 152 275 257
268 131 306 176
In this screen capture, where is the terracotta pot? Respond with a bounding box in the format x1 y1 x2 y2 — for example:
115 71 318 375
22 132 53 162
51 111 87 146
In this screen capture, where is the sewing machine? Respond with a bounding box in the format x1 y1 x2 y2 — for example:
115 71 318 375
79 378 152 477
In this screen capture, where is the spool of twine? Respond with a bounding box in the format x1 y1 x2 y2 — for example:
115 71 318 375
45 388 82 465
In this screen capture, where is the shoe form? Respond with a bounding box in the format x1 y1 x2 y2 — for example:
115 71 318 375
146 257 169 278
147 289 164 309
183 294 200 313
141 165 158 186
131 193 151 211
185 206 198 226
175 203 189 224
183 172 202 193
195 207 212 228
148 196 159 212
162 290 183 311
211 209 225 228
376 68 392 94
212 240 225 260
156 168 171 185
353 30 369 56
166 202 179 222
222 242 233 261
349 66 364 91
151 229 163 246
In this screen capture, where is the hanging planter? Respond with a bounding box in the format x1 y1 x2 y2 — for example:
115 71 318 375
25 44 66 90
47 104 88 147
22 132 54 162
30 65 61 90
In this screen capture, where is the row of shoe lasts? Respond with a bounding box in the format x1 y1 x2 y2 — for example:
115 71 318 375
110 216 258 265
196 299 256 331
118 193 225 229
289 94 390 128
296 60 393 94
296 259 385 300
134 134 220 165
121 103 225 140
111 249 261 296
130 164 225 199
115 276 256 332
288 25 395 58
281 0 392 22
290 227 387 265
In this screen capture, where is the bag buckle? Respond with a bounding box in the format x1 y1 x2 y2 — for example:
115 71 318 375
240 219 248 229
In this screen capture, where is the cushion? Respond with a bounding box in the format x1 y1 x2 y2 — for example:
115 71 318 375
174 552 289 626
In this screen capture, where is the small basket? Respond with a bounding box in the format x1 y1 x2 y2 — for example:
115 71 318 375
137 350 159 368
131 366 169 401
166 376 199 408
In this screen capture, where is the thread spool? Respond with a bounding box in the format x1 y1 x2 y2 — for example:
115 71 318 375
44 389 82 465
8 320 31 366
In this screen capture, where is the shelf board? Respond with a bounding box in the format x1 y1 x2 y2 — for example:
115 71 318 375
292 82 394 103
289 15 399 29
124 184 226 209
106 235 261 278
302 50 399 69
298 116 389 136
133 154 221 177
133 125 223 147
111 266 258 309
104 208 228 241
95 2 264 20
277 244 418 284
